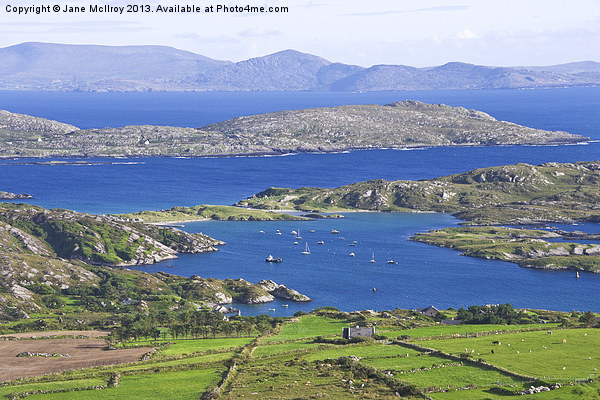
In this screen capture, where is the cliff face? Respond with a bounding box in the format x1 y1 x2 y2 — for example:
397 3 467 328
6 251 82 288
0 101 588 158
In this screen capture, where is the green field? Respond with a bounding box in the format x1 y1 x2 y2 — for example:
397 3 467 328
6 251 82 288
0 378 107 399
305 343 420 362
253 340 326 357
426 329 600 381
1 311 598 399
264 315 348 342
378 323 559 339
158 337 253 356
25 368 220 400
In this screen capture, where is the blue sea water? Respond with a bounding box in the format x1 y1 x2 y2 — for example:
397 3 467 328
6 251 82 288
0 88 599 314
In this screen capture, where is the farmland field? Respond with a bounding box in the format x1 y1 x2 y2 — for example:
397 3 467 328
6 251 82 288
0 338 149 381
0 312 598 399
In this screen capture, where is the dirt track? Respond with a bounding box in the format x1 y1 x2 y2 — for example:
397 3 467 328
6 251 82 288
0 338 148 381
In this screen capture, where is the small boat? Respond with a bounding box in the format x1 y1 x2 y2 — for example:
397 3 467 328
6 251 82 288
295 229 302 239
294 241 299 245
301 243 311 255
291 230 298 235
317 240 325 245
265 255 282 263
372 287 376 292
331 229 340 234
259 230 265 234
349 243 356 247
349 252 355 257
576 271 580 278
276 230 282 235
309 229 315 233
387 260 395 264
281 304 289 307
268 308 276 311
370 252 375 263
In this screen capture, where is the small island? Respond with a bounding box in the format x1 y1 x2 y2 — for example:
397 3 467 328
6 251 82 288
0 191 33 200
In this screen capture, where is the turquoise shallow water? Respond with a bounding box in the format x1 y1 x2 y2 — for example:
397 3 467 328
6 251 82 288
0 88 598 314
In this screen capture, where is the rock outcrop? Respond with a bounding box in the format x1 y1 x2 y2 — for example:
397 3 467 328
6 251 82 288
0 191 34 200
258 280 312 302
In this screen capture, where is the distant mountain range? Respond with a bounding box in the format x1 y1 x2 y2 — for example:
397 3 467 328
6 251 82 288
1 42 599 92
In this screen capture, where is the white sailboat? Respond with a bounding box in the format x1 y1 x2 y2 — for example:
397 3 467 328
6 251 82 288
370 252 375 263
301 242 311 255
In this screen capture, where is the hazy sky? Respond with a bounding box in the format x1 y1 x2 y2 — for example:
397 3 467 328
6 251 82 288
1 0 598 66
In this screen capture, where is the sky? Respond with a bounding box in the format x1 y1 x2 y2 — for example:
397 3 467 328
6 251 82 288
0 0 599 67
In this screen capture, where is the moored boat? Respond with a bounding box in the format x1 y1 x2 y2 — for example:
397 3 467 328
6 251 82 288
301 243 311 255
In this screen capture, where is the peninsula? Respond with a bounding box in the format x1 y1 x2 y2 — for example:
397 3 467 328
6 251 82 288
0 101 587 158
115 204 307 223
0 203 310 318
238 161 600 225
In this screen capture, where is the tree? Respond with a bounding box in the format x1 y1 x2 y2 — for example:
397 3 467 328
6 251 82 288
579 310 597 327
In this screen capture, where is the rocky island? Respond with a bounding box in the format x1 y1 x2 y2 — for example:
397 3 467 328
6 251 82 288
0 191 33 200
0 101 588 158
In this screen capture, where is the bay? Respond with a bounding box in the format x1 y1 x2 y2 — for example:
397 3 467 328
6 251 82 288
0 88 598 314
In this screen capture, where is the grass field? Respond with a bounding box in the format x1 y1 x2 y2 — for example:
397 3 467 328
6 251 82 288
24 368 220 400
263 315 347 342
157 337 253 356
0 378 107 399
377 323 559 339
395 364 526 390
304 343 420 362
253 340 326 357
426 328 600 380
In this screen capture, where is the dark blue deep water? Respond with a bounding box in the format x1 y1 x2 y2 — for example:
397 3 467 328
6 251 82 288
0 88 599 314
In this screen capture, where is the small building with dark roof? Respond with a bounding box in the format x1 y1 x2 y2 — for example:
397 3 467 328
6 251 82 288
415 305 439 317
342 326 375 339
